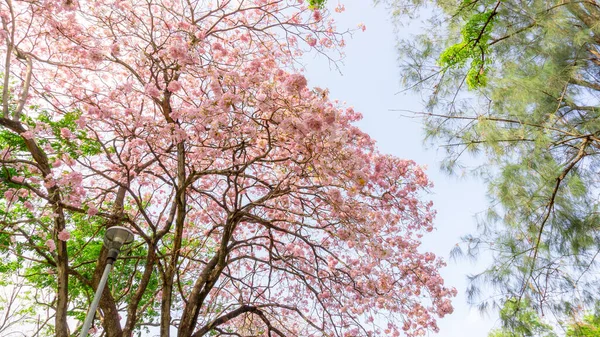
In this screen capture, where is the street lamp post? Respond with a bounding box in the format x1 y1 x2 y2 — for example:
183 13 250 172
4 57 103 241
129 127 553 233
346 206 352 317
79 226 135 337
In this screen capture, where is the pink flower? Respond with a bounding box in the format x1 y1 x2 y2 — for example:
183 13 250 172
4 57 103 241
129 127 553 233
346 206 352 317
110 43 120 55
306 118 323 131
45 239 56 252
87 205 99 216
88 48 104 63
335 3 345 13
194 30 205 40
306 36 317 47
313 10 322 22
212 42 224 52
3 190 15 201
324 112 336 125
75 116 87 128
284 74 308 93
60 127 74 139
167 80 182 92
17 188 28 198
58 229 70 241
177 21 190 30
145 83 161 98
12 176 24 183
168 42 188 62
256 93 267 101
87 106 100 116
320 38 333 48
44 178 56 189
20 131 34 140
358 23 366 32
23 201 33 210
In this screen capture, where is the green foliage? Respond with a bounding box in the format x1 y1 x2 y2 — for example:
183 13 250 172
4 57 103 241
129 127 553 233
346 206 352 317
0 128 27 151
567 314 600 337
488 299 557 337
307 0 326 9
0 97 158 334
487 301 600 337
391 0 600 326
438 9 496 89
36 110 102 158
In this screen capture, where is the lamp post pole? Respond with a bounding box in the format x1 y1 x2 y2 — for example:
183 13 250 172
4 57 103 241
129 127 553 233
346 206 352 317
79 226 134 337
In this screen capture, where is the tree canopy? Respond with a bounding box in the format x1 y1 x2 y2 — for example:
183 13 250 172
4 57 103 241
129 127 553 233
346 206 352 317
392 0 600 323
0 0 454 336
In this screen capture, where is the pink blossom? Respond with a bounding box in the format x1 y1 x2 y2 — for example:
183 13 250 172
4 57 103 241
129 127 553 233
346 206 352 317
306 118 323 131
110 43 120 55
320 38 333 48
44 178 56 189
60 127 74 139
358 23 366 32
58 229 71 241
177 21 190 30
17 188 28 198
145 83 161 98
256 92 267 101
167 80 182 92
3 189 15 201
306 36 317 47
12 176 24 183
75 116 87 128
212 42 224 52
168 42 188 62
45 239 56 252
194 30 206 40
324 112 336 125
312 10 322 22
87 106 100 116
88 48 104 63
335 3 345 13
87 205 99 216
20 131 34 140
284 74 308 92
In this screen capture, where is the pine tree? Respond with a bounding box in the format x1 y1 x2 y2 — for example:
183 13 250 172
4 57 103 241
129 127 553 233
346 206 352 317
393 0 600 319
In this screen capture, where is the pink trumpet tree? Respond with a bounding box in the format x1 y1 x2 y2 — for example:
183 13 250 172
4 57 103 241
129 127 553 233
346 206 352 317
0 0 455 336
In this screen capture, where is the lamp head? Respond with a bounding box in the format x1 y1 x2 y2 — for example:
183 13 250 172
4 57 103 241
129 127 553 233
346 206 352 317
104 226 134 262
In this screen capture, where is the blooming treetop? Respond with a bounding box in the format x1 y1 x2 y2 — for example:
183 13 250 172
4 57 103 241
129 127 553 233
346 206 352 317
0 0 454 336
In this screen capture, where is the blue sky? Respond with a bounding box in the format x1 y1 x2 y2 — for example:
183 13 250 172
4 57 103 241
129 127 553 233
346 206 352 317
304 2 499 336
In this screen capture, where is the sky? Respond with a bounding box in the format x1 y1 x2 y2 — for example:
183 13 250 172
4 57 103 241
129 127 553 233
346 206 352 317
303 2 499 336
